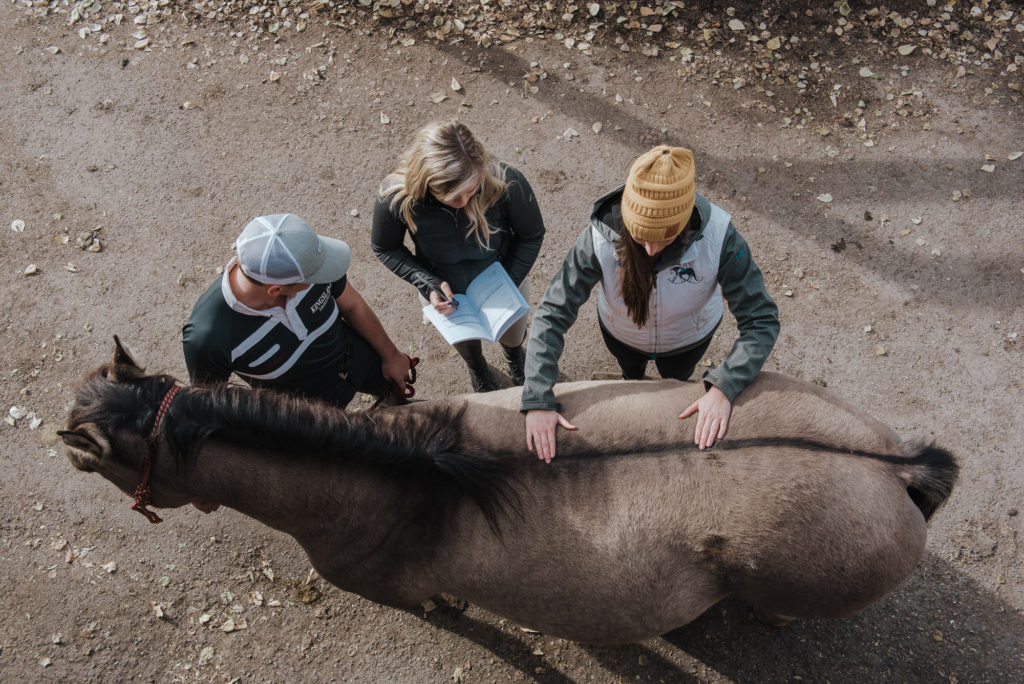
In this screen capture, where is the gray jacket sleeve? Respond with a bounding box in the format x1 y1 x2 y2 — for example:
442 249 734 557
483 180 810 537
370 195 441 300
520 227 604 412
702 224 780 401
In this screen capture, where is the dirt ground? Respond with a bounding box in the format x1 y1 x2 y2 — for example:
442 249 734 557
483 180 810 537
2 0 1023 681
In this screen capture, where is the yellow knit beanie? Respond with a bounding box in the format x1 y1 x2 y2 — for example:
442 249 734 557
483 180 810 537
620 146 696 243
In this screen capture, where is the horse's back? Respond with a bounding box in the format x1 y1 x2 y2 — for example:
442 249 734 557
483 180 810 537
414 373 907 460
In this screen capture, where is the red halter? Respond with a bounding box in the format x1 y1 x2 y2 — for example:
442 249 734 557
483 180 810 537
131 384 180 523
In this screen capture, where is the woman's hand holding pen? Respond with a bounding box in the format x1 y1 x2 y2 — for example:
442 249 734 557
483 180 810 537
428 281 459 315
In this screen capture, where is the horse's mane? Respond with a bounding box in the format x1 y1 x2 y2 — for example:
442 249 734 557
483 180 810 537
70 364 520 533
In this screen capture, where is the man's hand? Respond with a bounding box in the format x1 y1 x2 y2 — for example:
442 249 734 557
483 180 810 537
679 385 732 450
525 409 577 463
381 350 414 390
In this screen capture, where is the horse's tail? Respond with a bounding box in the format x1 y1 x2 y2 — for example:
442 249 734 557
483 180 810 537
896 443 958 521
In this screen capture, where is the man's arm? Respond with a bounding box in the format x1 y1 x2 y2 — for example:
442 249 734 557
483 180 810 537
182 319 232 386
335 280 411 388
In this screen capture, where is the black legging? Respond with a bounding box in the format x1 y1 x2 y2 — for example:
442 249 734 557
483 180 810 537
599 321 716 381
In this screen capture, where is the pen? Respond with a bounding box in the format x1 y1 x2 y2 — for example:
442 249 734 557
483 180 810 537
417 275 458 309
432 285 459 309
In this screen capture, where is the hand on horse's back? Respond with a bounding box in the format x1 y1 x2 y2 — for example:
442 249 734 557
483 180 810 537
679 386 732 449
525 409 577 463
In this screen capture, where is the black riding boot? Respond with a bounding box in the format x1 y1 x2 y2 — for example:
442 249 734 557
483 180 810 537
501 343 526 386
454 340 497 392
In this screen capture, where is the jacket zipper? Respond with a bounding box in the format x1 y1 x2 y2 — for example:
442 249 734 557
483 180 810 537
442 206 466 270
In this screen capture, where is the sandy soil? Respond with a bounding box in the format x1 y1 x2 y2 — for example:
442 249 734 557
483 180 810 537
2 1 1023 681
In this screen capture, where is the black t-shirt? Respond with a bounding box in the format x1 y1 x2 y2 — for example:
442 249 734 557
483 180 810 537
182 273 351 399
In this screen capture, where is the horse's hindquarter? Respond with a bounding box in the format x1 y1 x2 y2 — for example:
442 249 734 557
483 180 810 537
690 447 929 619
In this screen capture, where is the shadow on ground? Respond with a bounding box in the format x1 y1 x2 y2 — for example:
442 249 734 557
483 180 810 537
424 553 1024 682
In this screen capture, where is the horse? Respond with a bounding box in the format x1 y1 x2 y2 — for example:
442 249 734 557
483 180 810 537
59 339 957 644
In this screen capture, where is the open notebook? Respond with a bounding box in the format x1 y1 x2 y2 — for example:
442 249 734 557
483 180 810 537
422 262 530 344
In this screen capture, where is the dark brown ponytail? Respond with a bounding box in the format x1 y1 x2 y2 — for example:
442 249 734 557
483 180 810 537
616 236 656 328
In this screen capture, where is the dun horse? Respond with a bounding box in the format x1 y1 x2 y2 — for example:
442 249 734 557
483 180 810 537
60 340 957 644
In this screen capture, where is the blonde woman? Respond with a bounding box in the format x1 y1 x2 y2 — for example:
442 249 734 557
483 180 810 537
371 121 546 392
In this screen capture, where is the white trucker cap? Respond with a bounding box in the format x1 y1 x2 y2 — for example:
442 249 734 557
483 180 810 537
235 214 350 285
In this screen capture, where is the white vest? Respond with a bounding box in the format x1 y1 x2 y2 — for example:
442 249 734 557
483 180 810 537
594 203 730 353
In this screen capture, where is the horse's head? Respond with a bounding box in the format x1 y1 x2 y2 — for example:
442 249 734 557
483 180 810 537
60 337 194 512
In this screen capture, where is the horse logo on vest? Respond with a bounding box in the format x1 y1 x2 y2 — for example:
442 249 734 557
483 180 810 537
669 264 702 284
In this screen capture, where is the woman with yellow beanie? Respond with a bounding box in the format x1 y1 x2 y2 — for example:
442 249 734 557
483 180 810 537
521 146 779 462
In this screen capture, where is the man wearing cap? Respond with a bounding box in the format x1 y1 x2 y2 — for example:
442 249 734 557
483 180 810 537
183 214 413 409
521 146 779 462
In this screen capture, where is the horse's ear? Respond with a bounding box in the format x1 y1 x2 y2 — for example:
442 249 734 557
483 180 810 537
112 335 144 377
59 425 112 471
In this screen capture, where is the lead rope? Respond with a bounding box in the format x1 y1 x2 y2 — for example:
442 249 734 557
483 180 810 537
367 355 419 412
131 384 181 524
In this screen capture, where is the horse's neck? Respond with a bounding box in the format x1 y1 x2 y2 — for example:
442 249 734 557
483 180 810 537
175 440 410 555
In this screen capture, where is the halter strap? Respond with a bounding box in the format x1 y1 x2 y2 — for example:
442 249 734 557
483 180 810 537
131 384 181 523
